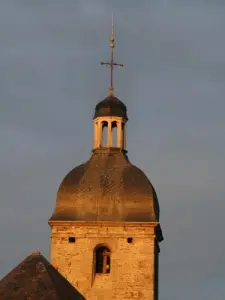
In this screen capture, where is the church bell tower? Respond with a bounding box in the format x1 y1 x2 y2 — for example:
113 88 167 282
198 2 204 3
49 21 163 300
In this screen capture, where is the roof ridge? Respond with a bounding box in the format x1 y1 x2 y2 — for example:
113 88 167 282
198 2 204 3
0 253 84 300
44 263 85 299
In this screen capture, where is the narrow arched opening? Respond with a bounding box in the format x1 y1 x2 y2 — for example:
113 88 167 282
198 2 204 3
112 121 117 147
95 246 111 274
101 121 108 147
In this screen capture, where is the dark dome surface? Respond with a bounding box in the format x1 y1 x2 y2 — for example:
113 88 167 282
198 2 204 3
50 149 159 223
94 95 128 119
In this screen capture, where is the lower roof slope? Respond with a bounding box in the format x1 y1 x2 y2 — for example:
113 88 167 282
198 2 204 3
0 251 85 300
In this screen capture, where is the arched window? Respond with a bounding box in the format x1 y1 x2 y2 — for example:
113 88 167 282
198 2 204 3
101 121 108 147
112 121 117 147
95 246 111 274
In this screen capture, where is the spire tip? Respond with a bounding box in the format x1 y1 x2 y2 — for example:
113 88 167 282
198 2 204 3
101 14 123 97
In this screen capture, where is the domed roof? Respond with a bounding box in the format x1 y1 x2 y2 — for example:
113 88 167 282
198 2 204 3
94 95 128 120
49 149 160 223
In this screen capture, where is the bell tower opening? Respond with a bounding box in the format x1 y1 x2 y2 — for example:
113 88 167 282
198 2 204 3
101 121 108 147
95 246 111 274
112 121 117 147
93 117 127 150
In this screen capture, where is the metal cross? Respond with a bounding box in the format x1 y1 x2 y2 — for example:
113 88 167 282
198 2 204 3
101 16 123 96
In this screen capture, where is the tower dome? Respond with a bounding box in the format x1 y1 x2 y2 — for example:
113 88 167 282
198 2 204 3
94 95 128 120
49 148 160 223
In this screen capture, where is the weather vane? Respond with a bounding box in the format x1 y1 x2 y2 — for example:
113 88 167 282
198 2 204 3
101 14 123 96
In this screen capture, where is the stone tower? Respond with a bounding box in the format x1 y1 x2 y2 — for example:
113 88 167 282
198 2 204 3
49 24 163 300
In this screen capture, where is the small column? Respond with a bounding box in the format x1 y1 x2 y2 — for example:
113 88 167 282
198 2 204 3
93 121 98 148
123 123 126 150
107 121 112 147
117 121 122 148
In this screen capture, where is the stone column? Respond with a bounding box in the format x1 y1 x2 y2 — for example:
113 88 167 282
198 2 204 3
123 123 126 150
93 121 98 149
117 121 122 148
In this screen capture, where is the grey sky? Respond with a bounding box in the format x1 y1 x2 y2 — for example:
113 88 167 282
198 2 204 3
0 1 225 299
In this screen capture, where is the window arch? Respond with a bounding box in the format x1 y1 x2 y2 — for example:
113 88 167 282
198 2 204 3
101 121 108 147
94 245 111 274
112 121 117 147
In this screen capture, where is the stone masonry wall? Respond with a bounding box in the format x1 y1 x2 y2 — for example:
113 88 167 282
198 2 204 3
50 222 158 300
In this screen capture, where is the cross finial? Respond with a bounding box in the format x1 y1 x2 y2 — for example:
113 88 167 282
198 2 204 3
101 15 123 96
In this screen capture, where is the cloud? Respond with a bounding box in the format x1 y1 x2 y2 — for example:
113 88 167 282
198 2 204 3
0 1 225 299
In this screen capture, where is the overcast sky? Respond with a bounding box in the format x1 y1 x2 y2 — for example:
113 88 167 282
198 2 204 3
0 1 225 299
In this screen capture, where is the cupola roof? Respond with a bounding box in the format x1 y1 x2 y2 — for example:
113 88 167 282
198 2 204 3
94 95 128 119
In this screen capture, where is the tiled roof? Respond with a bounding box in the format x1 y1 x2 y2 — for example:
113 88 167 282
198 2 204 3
49 148 160 223
94 95 128 119
0 251 85 300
